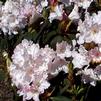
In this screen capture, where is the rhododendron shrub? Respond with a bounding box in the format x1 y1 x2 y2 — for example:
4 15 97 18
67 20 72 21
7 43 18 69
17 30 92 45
1 0 101 101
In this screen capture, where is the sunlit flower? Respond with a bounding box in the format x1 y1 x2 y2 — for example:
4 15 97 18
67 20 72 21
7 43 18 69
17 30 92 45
9 39 69 101
41 0 48 8
49 4 64 22
68 4 79 20
72 45 90 68
77 11 101 44
69 0 93 9
77 67 97 86
0 0 39 35
77 64 101 86
88 46 101 63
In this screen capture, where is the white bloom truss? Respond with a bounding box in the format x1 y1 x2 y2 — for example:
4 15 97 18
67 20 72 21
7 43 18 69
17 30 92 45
77 11 101 44
0 0 40 35
77 64 101 86
9 39 69 101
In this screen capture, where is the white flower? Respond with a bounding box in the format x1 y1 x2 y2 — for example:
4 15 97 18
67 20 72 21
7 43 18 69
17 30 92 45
9 39 69 101
56 41 72 59
36 0 48 13
88 46 101 63
0 0 39 35
9 39 49 101
41 0 48 8
51 65 68 75
77 11 101 44
72 46 90 68
80 67 97 86
68 4 79 20
69 0 93 9
38 80 50 93
77 64 101 86
49 4 64 22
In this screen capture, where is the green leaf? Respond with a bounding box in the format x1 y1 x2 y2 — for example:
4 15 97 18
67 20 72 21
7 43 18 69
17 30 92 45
0 38 8 50
44 31 57 44
0 69 5 81
77 88 84 95
50 35 64 48
42 8 49 19
80 96 84 101
24 30 37 41
50 96 72 101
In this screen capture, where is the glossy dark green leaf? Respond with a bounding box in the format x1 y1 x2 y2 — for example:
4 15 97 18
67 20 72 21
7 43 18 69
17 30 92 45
0 38 8 50
24 30 38 42
44 31 57 44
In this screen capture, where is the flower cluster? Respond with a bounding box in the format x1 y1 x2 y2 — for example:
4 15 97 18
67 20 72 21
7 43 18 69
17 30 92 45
77 11 101 44
9 39 69 101
77 45 101 86
77 64 101 86
0 0 40 35
9 39 101 101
